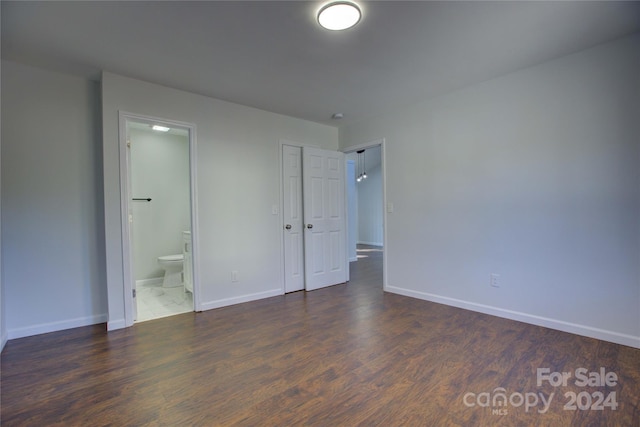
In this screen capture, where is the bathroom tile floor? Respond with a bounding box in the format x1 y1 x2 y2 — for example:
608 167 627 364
135 282 193 322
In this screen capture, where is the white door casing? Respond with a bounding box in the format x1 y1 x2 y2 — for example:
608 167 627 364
282 145 305 293
346 160 357 262
125 126 138 322
119 112 200 327
303 146 348 291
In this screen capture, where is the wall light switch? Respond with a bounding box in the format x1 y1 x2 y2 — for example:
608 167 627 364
232 271 239 282
272 205 279 215
387 202 394 213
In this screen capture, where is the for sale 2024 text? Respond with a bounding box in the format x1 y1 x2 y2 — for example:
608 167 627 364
537 367 618 411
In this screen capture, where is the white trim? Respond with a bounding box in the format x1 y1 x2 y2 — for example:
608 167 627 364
381 139 388 292
346 159 357 265
1 330 8 352
107 318 126 331
117 111 200 326
277 140 286 294
135 277 163 287
8 314 108 340
188 124 202 312
341 149 350 284
387 285 640 349
200 289 283 311
118 113 134 327
342 138 387 290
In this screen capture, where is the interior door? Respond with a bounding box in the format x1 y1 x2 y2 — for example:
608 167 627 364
282 145 305 292
303 146 348 291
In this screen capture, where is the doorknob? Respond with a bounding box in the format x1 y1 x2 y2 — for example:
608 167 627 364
285 224 292 230
307 224 313 229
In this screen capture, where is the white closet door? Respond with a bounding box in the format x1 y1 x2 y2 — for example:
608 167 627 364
302 146 348 291
282 145 305 293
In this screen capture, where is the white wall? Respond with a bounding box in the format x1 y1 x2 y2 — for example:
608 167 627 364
357 163 383 246
1 60 107 339
102 72 338 329
340 34 640 348
129 128 190 281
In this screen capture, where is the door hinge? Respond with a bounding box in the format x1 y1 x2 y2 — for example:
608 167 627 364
132 289 136 298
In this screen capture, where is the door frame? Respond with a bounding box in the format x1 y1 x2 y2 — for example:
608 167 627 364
118 111 201 326
346 159 357 262
343 138 388 291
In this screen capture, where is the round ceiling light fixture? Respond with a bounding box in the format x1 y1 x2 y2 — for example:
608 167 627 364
318 1 362 31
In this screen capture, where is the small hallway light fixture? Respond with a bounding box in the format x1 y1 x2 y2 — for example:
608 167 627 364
317 1 362 31
356 149 367 182
152 125 170 132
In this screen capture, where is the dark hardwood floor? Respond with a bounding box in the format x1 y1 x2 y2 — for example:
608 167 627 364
2 245 639 426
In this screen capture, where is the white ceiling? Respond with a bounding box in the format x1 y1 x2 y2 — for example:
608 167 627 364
2 1 639 127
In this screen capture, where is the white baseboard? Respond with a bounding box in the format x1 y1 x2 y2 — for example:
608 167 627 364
349 256 358 262
107 318 126 331
200 288 283 311
135 277 163 287
1 329 8 352
8 313 108 340
386 285 640 349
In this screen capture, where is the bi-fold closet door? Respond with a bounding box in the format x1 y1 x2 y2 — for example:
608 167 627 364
282 145 348 293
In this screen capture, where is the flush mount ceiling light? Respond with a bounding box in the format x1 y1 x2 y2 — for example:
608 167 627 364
152 125 170 132
318 1 362 31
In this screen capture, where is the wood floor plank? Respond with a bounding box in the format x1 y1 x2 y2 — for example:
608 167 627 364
2 245 638 426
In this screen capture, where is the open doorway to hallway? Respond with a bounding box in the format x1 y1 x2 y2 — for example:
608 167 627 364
345 144 384 286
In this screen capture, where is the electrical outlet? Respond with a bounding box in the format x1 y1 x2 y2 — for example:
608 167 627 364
490 273 501 288
232 270 239 282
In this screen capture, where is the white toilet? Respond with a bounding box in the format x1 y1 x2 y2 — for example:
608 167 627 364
157 254 184 287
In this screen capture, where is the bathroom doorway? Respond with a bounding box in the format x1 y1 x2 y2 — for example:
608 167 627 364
120 113 199 323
